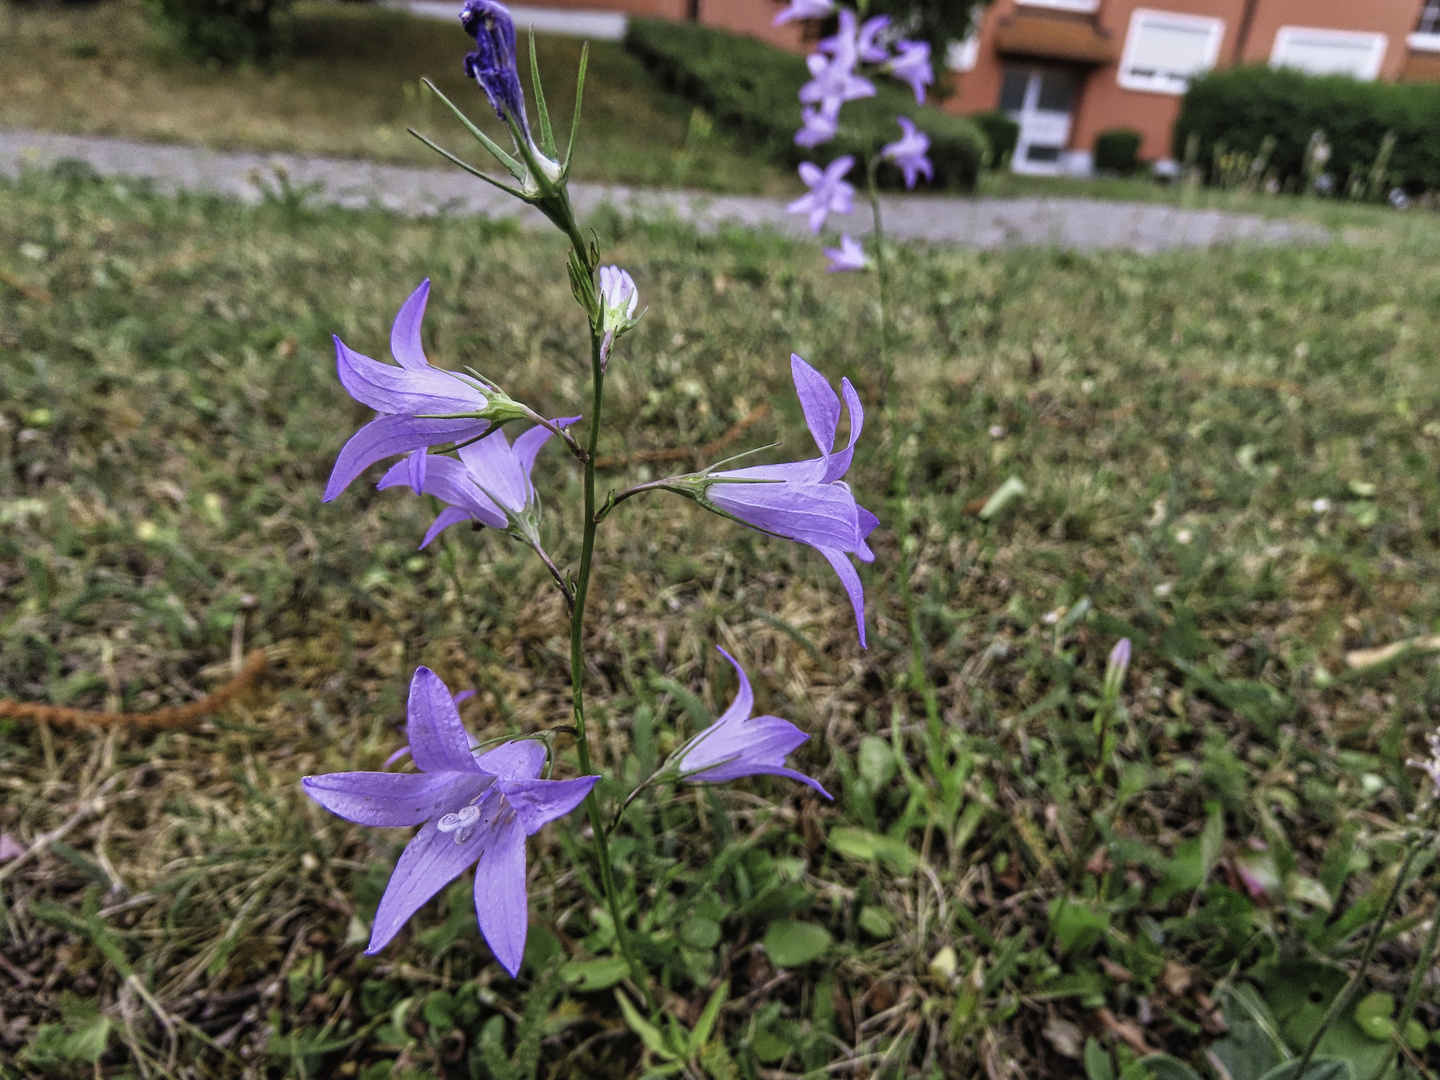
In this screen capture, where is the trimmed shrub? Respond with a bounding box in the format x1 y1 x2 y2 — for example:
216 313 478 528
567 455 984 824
625 18 987 192
1176 65 1440 191
1094 128 1141 175
146 0 294 65
972 111 1019 169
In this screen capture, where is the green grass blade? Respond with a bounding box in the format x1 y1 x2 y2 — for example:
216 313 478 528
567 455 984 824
422 77 526 181
528 29 557 160
407 129 527 199
562 41 588 180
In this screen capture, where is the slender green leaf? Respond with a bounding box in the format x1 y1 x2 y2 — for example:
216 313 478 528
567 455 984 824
689 981 727 1055
422 78 526 180
563 42 588 179
528 30 556 159
615 990 676 1060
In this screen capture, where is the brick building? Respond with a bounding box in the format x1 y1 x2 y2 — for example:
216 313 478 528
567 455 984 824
947 0 1440 174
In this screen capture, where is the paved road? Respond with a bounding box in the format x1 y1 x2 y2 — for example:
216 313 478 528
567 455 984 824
0 128 1327 253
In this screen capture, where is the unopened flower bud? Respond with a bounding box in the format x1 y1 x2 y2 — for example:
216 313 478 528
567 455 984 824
1102 638 1131 700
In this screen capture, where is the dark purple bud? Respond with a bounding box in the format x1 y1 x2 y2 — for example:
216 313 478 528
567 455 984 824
460 0 530 137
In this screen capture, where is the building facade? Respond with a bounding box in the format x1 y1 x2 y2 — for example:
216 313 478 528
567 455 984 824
947 0 1440 175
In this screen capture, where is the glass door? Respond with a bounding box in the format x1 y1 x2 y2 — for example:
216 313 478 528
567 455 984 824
999 66 1078 175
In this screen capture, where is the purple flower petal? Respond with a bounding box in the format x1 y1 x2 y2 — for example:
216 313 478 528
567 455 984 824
380 455 507 528
472 816 527 976
512 415 581 480
419 506 478 549
475 740 547 781
390 279 432 371
334 336 486 417
708 475 862 550
818 546 867 647
498 775 599 835
407 666 488 775
790 353 841 457
714 646 753 726
367 818 489 954
302 770 486 828
820 378 865 483
325 415 490 502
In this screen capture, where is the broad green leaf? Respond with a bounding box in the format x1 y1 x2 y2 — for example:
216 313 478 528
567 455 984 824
858 905 895 938
1285 874 1334 913
60 1015 111 1064
763 920 832 968
1256 1058 1354 1080
563 957 629 992
751 1031 789 1064
1048 897 1110 954
1353 991 1395 1041
1084 1036 1116 1080
680 916 722 951
827 827 917 874
857 736 896 789
1138 1054 1205 1080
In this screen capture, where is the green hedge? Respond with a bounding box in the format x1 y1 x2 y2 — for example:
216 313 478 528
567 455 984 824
624 18 986 192
1094 128 1141 175
972 111 1019 169
145 0 293 64
1176 65 1440 192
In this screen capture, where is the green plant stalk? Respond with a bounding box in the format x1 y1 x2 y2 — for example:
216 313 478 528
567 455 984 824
865 155 943 767
1372 870 1440 1080
566 242 656 1015
1296 808 1439 1078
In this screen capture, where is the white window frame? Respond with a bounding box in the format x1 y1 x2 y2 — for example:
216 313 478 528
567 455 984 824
1409 32 1440 53
1117 9 1226 96
1016 0 1100 13
947 35 980 72
1269 26 1387 80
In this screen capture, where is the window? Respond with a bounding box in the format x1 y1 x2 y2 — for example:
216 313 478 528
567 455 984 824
945 6 983 72
1016 0 1100 12
1412 0 1440 52
1117 9 1225 95
1270 27 1386 80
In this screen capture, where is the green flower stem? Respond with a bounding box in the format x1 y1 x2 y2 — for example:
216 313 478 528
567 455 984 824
1370 869 1440 1080
1296 808 1440 1079
864 154 943 764
566 241 656 1014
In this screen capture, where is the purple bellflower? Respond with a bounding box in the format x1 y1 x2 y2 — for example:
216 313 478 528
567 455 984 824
882 117 933 189
773 0 834 24
672 647 831 797
461 0 529 138
302 666 597 975
377 418 579 550
325 280 528 503
887 40 934 103
855 14 892 63
823 234 868 272
693 355 877 646
795 106 839 149
787 156 856 233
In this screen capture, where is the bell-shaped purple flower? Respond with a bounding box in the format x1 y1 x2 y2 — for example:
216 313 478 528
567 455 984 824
823 234 868 273
887 40 934 103
773 0 833 25
325 280 496 503
883 116 933 189
377 418 579 549
855 14 892 64
460 0 530 138
787 156 856 234
703 355 877 646
674 647 831 798
302 666 596 976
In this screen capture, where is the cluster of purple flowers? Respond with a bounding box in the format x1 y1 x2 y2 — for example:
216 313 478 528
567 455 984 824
302 0 879 972
776 0 936 270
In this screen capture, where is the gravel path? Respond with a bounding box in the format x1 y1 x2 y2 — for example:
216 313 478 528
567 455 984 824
0 128 1327 253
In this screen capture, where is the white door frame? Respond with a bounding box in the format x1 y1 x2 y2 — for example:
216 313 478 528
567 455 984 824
1002 67 1078 176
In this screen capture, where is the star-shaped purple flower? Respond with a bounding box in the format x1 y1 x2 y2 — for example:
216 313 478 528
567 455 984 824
883 116 933 189
787 156 856 234
461 0 530 137
800 17 876 117
794 106 839 149
377 419 579 548
324 280 497 503
823 234 868 272
887 40 933 104
674 647 831 798
302 666 597 975
772 0 833 25
703 354 877 646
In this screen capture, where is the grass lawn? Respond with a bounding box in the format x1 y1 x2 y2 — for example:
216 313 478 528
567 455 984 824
0 0 795 194
5 168 1440 1079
